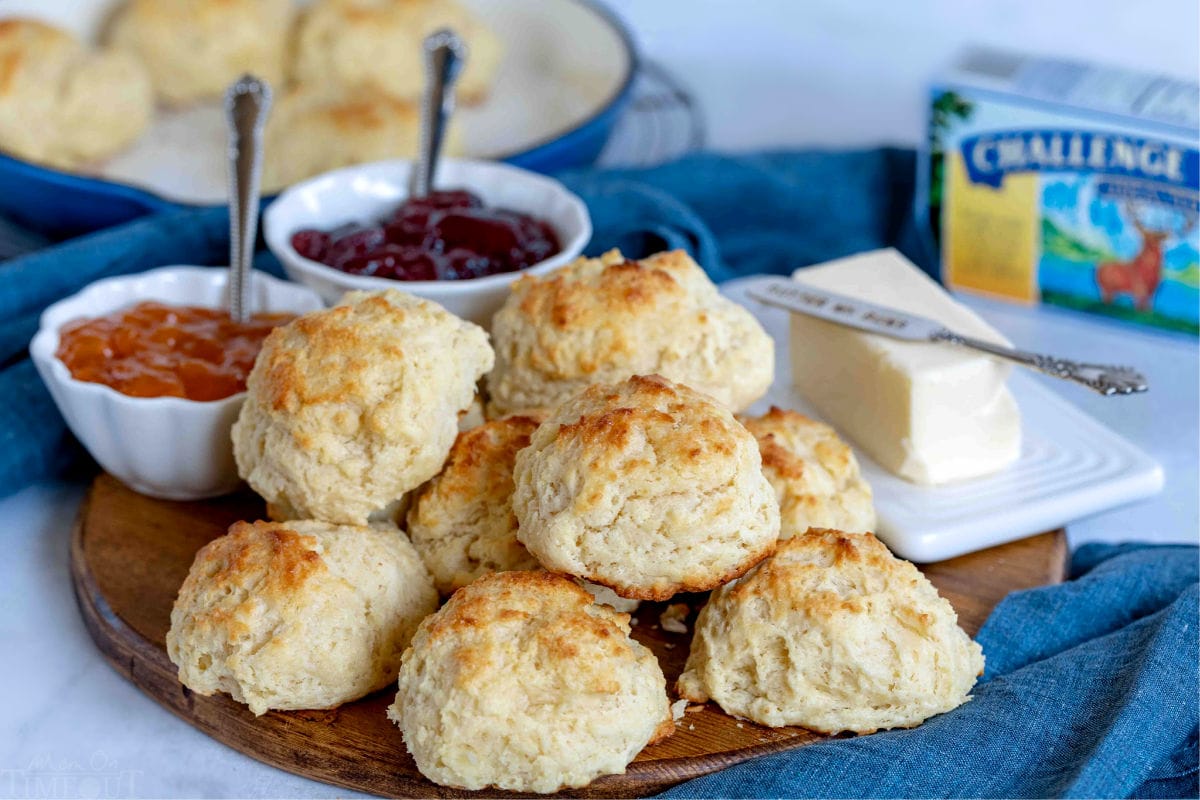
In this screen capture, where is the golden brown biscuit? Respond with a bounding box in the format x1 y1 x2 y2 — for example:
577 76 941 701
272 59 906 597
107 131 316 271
290 0 501 105
512 375 779 601
738 407 876 537
107 0 291 106
406 415 639 612
0 19 152 169
487 249 774 417
232 289 493 525
678 529 984 733
388 571 671 792
167 519 437 716
407 415 543 596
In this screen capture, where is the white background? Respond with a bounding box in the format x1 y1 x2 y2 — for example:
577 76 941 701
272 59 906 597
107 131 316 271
605 0 1200 150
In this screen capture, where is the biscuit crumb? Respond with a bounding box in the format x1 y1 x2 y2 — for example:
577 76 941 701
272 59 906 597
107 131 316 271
736 722 744 728
664 643 676 650
688 724 695 730
630 617 639 626
686 704 704 714
660 603 690 634
671 698 688 721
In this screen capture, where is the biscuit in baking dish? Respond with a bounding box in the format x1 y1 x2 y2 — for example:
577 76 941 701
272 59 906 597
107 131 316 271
388 571 671 792
260 86 465 191
487 249 774 417
512 375 779 601
232 289 493 525
738 406 876 538
0 19 152 169
167 519 437 716
106 0 291 106
677 529 984 733
290 0 501 105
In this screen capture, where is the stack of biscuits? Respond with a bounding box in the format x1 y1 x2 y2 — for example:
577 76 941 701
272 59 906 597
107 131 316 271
0 0 500 182
166 249 985 793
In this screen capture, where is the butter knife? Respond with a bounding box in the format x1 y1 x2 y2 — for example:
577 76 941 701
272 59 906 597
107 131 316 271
744 276 1148 396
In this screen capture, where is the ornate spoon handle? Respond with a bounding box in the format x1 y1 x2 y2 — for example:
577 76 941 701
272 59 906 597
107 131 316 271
930 330 1148 395
225 75 272 323
410 29 467 198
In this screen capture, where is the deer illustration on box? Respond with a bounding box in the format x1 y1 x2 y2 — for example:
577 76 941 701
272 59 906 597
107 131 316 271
1098 204 1197 312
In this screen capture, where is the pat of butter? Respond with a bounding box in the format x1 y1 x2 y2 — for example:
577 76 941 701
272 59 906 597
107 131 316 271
789 249 1020 485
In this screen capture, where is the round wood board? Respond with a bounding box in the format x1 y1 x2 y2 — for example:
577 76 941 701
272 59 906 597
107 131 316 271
71 473 1067 798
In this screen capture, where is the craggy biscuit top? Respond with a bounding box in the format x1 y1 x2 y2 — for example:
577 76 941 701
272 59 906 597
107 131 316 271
412 571 634 660
411 415 542 514
678 529 984 733
232 289 493 525
513 375 779 601
407 415 543 595
181 521 326 613
258 292 436 414
487 249 774 416
167 518 437 716
738 407 876 537
389 571 671 792
548 375 744 497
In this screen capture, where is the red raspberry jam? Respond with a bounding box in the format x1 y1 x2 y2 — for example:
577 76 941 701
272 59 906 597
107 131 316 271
290 189 561 281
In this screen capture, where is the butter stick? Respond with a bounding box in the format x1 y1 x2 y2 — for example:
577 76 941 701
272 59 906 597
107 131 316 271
789 249 1020 485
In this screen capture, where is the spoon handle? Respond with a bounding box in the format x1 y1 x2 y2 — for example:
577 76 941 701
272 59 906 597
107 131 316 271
410 28 467 198
225 75 272 323
929 329 1148 395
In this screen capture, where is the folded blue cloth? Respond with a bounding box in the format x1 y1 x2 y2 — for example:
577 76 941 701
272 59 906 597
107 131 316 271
662 543 1199 799
0 149 926 495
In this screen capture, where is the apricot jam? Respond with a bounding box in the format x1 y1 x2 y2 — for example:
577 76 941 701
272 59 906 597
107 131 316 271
56 302 294 401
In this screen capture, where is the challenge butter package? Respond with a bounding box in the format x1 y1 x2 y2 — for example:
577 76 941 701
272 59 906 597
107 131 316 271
923 48 1199 334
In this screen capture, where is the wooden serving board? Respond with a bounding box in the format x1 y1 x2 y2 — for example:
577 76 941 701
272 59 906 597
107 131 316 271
71 473 1066 798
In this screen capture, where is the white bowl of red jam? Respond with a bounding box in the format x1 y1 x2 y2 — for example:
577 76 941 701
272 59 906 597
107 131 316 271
30 266 324 500
263 158 591 325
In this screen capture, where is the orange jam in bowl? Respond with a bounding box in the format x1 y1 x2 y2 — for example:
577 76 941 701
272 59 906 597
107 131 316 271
55 301 295 401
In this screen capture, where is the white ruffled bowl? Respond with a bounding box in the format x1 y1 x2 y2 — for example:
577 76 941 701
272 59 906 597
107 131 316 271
30 266 324 500
263 158 592 325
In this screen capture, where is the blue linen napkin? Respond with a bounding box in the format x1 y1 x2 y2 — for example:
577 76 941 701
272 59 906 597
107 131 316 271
661 543 1199 799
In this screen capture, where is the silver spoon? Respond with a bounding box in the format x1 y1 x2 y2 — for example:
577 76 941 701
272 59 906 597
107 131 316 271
225 75 273 323
409 28 468 198
746 276 1148 396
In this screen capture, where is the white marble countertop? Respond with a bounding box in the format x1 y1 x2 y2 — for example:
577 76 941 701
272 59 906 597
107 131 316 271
2 294 1195 798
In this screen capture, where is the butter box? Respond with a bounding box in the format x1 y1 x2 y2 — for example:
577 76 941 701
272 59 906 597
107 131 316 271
923 48 1199 334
